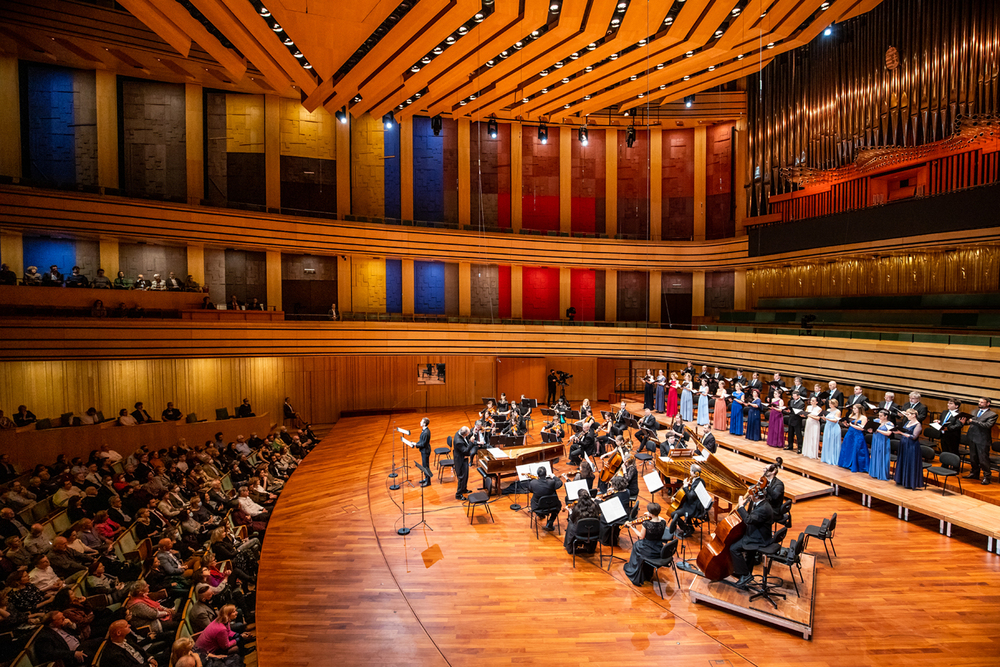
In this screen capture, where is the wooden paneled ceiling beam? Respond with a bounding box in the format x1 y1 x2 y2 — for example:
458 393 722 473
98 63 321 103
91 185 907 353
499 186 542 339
147 0 248 79
115 0 193 58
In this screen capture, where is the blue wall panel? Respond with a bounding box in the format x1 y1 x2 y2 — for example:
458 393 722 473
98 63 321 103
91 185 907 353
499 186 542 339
23 237 76 274
414 261 445 314
26 67 77 185
386 259 402 313
383 124 401 220
413 116 445 222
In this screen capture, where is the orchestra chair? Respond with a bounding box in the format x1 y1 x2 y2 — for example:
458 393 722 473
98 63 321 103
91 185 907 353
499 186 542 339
748 527 788 609
926 452 962 496
919 445 936 480
433 444 451 467
529 495 562 539
437 436 455 483
957 433 972 472
990 442 1000 480
641 539 681 599
465 469 495 524
773 499 793 530
768 531 806 597
568 517 603 568
803 513 838 566
634 450 653 474
889 440 899 475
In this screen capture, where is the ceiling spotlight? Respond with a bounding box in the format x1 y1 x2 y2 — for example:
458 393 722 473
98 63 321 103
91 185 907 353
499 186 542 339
617 1 626 8
541 88 548 93
623 110 630 116
737 54 744 60
562 78 570 83
500 50 508 57
626 125 636 148
584 94 591 100
446 36 456 44
422 56 431 64
684 94 695 107
433 47 443 54
540 70 549 76
659 84 666 89
515 41 524 49
824 23 834 36
767 42 775 49
303 62 312 69
383 111 395 129
259 6 270 16
538 123 548 144
522 97 529 103
458 26 468 35
637 93 644 98
335 108 348 124
474 12 484 21
571 52 580 59
683 75 690 80
579 125 588 145
487 117 498 139
732 7 740 15
638 39 646 46
611 18 620 25
708 65 715 71
487 60 495 67
656 63 664 69
555 61 564 68
685 51 694 57
610 53 618 60
272 23 282 32
414 93 421 98
411 65 420 72
550 2 560 11
664 17 673 24
585 66 594 72
431 115 443 136
532 30 540 37
587 42 597 50
469 94 476 100
353 94 363 102
821 2 830 8
284 37 294 45
564 104 571 109
294 51 303 58
460 100 467 105
630 75 636 81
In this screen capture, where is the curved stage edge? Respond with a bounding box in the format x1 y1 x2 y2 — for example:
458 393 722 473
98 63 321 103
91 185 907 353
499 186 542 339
256 408 1000 667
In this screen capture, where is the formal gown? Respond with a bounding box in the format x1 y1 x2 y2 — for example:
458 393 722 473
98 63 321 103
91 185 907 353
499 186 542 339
623 519 668 586
766 401 785 448
893 422 924 489
680 383 694 422
745 399 762 441
838 419 869 473
665 380 680 418
654 375 666 413
801 406 822 459
821 411 842 465
643 378 655 410
697 389 710 426
729 391 745 435
869 421 892 480
713 394 728 430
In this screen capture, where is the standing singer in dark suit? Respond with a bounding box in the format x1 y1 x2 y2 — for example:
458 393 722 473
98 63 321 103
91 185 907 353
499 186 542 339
824 381 845 411
845 386 869 410
416 418 432 487
902 392 929 424
452 426 472 499
785 391 806 453
937 399 963 456
877 392 900 425
964 398 997 485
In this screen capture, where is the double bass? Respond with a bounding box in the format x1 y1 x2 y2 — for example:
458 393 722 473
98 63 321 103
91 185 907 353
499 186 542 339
695 474 769 581
599 449 624 484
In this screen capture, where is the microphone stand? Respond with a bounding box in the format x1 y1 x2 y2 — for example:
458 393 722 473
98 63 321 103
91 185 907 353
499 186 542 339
389 420 400 491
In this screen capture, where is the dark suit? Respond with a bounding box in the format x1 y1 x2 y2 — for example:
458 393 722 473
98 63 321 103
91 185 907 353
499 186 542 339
967 407 997 478
877 401 900 425
790 384 808 399
699 430 717 453
416 427 432 483
99 637 153 666
529 476 563 527
637 414 658 452
35 626 87 664
238 404 256 418
902 401 929 424
845 393 869 410
730 499 774 577
669 477 706 532
785 397 806 451
569 431 596 464
938 409 963 455
131 409 152 424
765 477 785 513
0 516 30 540
826 390 845 409
748 379 763 393
453 431 471 496
547 372 558 405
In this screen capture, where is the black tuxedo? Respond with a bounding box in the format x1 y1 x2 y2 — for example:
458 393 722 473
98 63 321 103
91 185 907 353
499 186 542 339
709 373 723 393
877 401 900 424
100 637 153 666
669 476 706 532
682 366 696 380
35 626 89 664
825 390 845 409
452 432 471 496
938 409 963 455
902 401 929 424
845 393 869 410
785 397 806 450
730 499 774 576
967 407 998 478
790 384 808 399
660 435 680 456
748 379 763 393
765 477 785 513
416 427 432 483
699 430 717 453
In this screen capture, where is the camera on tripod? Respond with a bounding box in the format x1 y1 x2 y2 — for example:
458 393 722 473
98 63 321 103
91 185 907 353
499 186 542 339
556 370 573 386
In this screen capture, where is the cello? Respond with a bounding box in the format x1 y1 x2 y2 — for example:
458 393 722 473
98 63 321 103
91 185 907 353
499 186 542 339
599 449 624 484
695 474 769 581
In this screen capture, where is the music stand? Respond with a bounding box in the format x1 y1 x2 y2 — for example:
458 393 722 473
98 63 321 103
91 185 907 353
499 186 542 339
481 397 496 406
400 463 434 534
540 408 556 417
389 422 404 491
521 398 539 409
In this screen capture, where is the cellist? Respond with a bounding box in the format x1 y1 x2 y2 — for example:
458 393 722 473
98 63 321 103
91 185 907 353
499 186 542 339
729 483 774 589
667 463 705 535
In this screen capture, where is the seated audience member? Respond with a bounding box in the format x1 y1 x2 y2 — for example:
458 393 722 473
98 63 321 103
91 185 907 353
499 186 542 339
42 265 64 287
14 405 37 427
0 453 17 480
194 604 250 659
29 554 64 593
6 536 32 568
24 265 42 285
65 266 89 288
161 402 183 422
134 274 150 290
35 609 102 665
185 274 201 292
0 410 16 430
3 481 36 511
118 409 138 426
247 297 264 311
98 443 123 463
54 478 84 508
237 399 255 418
48 537 91 576
113 271 131 289
328 302 340 321
166 272 185 291
228 295 242 311
85 561 127 603
236 487 269 522
91 268 112 289
0 507 30 539
78 407 100 425
188 584 216 633
125 580 177 635
149 274 166 291
201 296 216 310
103 618 157 666
91 299 108 318
132 402 153 423
0 263 16 285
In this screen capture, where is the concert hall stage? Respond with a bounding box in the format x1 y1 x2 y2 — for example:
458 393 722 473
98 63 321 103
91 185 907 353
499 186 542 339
255 406 1000 667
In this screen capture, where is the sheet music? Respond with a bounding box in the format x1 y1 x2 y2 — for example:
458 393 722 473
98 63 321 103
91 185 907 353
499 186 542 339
694 483 713 509
565 480 589 501
927 421 942 431
643 470 664 494
792 408 803 415
516 461 552 481
865 402 878 411
599 496 627 523
401 437 415 447
583 452 594 469
487 447 508 459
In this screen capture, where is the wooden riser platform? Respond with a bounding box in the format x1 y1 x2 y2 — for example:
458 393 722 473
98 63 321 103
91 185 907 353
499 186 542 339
689 554 818 640
624 399 1000 552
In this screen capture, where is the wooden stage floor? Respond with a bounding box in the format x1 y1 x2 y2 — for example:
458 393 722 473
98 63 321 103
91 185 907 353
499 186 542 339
256 406 1000 667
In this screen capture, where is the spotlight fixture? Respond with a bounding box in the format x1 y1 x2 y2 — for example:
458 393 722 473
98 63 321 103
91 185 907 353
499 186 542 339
259 6 270 16
335 107 348 124
383 111 395 129
578 125 588 146
623 110 630 116
684 94 695 108
824 23 834 36
626 125 636 148
487 117 498 139
538 123 548 144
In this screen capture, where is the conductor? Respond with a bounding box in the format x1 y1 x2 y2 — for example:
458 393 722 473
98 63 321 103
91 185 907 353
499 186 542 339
416 418 432 487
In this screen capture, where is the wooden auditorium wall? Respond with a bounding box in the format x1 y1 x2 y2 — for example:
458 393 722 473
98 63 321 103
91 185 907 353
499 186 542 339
746 246 1000 306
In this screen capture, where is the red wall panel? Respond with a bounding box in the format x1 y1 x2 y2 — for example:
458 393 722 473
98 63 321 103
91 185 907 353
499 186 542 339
706 122 734 239
498 264 511 318
617 129 649 238
571 129 606 234
522 266 559 320
471 121 511 228
662 128 695 240
522 126 561 231
570 268 596 322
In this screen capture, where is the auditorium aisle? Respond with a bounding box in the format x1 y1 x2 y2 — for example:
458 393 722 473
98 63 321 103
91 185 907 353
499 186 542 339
256 407 1000 667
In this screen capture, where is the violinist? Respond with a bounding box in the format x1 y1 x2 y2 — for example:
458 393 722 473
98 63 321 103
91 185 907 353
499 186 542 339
480 401 498 428
729 484 774 589
569 422 597 465
470 420 489 452
623 502 670 587
598 476 631 546
553 397 571 424
528 467 563 532
668 464 705 535
541 420 564 442
563 486 601 554
580 399 594 420
561 459 595 491
622 454 639 501
636 408 659 453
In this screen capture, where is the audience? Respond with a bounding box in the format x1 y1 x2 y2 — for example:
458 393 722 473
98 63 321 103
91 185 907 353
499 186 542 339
65 266 89 288
23 266 42 286
162 403 183 422
14 405 37 427
166 272 184 291
42 265 64 287
113 271 131 289
91 268 112 289
0 263 16 285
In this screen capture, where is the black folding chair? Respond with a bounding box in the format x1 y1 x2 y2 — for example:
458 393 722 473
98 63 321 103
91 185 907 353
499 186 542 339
641 539 681 599
529 495 562 538
568 517 602 568
804 513 838 566
926 452 963 495
465 468 495 524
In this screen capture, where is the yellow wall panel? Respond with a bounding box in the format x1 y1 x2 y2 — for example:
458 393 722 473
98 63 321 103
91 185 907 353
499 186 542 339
225 94 265 153
351 257 387 313
351 113 385 218
279 98 336 159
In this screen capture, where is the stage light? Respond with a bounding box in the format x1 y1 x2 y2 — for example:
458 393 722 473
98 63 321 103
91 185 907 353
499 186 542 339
335 108 348 124
383 111 395 129
538 123 548 144
684 95 695 108
626 125 635 148
578 125 588 146
431 115 443 136
487 117 498 139
824 23 834 36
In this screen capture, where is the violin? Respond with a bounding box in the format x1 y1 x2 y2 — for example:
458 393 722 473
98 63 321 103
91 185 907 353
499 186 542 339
625 512 653 528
